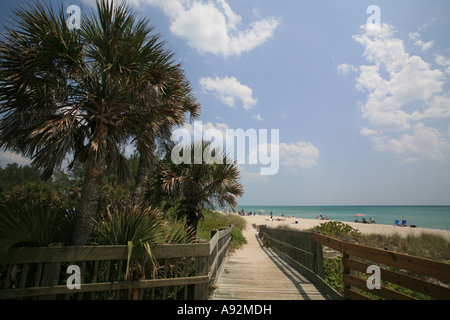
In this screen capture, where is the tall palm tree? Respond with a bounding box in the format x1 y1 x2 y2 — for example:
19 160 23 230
0 0 197 245
130 68 200 206
146 141 244 234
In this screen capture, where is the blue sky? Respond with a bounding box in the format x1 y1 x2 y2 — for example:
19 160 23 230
1 0 449 205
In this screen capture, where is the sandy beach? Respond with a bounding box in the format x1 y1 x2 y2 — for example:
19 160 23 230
238 213 450 240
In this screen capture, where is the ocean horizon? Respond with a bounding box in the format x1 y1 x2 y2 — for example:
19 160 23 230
224 205 450 231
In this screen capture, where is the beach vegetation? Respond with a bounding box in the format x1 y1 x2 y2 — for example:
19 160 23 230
0 0 244 301
0 0 199 246
358 233 450 262
304 221 450 299
0 182 74 255
196 210 247 251
309 221 362 240
145 141 244 235
323 256 344 295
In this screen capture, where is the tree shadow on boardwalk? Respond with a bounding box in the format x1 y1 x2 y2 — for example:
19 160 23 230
254 233 326 300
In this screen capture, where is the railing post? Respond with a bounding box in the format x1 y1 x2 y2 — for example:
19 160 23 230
40 243 63 300
342 238 357 300
312 240 324 277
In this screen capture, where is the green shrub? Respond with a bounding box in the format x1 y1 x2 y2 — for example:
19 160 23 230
0 183 74 255
309 221 361 240
197 210 247 251
323 256 343 295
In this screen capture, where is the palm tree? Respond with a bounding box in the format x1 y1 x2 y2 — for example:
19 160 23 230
130 68 200 206
146 141 244 234
0 0 198 245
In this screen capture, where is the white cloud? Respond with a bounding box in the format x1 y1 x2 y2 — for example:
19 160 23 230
348 23 450 161
409 32 434 51
337 63 357 75
279 142 320 170
360 127 377 136
402 157 420 164
177 121 229 138
253 114 264 121
144 0 279 56
200 76 257 110
371 124 450 160
435 54 450 75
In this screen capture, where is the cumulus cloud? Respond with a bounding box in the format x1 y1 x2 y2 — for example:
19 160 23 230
409 32 434 52
143 0 279 56
337 63 357 75
435 54 450 75
174 121 319 175
279 141 320 170
200 76 257 110
345 23 450 162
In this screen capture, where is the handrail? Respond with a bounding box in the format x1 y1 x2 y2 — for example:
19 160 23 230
259 225 450 300
208 227 233 283
0 226 233 300
312 232 450 300
258 225 343 300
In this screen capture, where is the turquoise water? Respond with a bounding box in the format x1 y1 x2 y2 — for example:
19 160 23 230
227 206 450 231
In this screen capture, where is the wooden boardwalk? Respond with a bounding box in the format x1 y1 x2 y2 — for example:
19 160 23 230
211 225 330 300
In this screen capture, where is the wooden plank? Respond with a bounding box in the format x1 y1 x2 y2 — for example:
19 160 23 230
344 258 450 300
0 243 211 265
209 231 220 255
344 287 372 300
0 276 210 300
343 274 417 300
312 233 343 252
263 227 313 240
313 233 450 282
218 228 232 239
273 246 343 300
194 256 209 300
19 264 30 289
39 262 61 300
264 235 315 258
341 242 450 283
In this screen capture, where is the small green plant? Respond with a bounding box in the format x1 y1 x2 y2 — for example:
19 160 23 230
310 221 362 240
196 210 247 251
323 256 343 295
0 183 74 255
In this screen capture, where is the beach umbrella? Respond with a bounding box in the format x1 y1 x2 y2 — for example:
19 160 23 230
354 214 365 217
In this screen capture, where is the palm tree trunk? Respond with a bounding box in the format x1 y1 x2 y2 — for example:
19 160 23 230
186 214 199 236
72 144 106 246
131 155 151 206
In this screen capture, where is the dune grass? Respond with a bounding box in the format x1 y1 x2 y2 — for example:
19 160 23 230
197 210 247 251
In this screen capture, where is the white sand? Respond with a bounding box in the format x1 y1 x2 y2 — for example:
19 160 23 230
237 213 450 240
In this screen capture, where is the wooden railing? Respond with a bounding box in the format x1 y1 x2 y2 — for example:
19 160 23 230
0 227 232 300
259 226 450 300
258 225 342 300
313 233 450 300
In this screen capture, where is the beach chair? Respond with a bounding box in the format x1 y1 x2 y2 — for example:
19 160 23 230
394 220 399 226
401 220 407 227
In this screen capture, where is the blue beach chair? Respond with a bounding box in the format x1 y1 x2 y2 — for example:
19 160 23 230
401 220 407 227
394 220 399 226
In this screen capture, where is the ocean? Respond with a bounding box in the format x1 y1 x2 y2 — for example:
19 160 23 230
228 205 450 231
